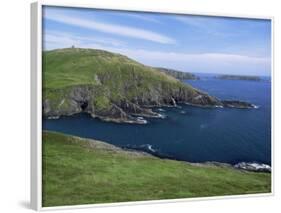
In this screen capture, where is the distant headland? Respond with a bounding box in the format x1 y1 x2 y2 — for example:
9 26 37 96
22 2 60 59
216 74 261 81
154 67 199 80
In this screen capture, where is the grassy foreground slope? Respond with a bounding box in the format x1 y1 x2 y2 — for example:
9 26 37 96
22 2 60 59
42 131 271 207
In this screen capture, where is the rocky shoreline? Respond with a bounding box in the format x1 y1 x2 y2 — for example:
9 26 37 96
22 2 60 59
44 99 257 124
234 162 271 173
44 87 257 124
45 131 271 173
120 142 271 173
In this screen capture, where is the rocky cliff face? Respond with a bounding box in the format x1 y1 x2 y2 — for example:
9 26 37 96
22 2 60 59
43 84 222 123
154 67 199 80
43 48 255 124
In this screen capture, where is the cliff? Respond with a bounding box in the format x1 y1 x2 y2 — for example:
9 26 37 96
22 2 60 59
154 67 199 80
43 48 255 123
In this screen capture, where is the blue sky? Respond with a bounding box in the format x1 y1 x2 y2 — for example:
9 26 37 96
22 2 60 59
43 6 271 76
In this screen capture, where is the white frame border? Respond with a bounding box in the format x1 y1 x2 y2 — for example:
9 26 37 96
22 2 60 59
31 0 274 211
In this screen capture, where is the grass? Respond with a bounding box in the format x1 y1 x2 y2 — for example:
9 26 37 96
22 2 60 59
42 48 200 112
43 48 179 90
42 131 271 207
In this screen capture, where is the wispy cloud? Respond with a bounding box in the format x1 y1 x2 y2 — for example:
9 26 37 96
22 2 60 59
124 13 162 23
175 16 209 28
121 49 270 65
107 48 270 74
124 49 269 76
43 30 270 76
174 16 237 37
44 11 175 44
43 30 126 50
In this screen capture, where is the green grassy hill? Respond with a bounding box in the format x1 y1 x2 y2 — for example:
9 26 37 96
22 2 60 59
43 48 221 123
43 48 179 90
43 131 271 207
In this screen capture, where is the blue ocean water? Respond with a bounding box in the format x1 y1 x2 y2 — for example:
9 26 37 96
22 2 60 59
43 74 271 165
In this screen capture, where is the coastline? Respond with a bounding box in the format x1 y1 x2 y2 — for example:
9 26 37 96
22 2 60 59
43 130 271 173
44 98 258 125
122 143 271 173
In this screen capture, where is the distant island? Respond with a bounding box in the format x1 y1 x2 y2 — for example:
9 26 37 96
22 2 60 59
155 67 199 80
216 74 261 81
43 48 256 124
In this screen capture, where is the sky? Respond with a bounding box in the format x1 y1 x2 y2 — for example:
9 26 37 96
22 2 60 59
43 6 272 76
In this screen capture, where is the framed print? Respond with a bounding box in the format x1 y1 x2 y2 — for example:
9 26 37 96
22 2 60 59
31 1 273 210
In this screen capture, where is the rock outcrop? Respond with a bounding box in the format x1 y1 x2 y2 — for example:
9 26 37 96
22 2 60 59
222 100 258 109
234 162 271 173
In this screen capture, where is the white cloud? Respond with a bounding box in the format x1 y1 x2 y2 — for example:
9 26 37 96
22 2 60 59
174 16 237 37
124 14 162 23
89 47 270 75
44 31 270 76
43 31 126 50
105 48 271 75
44 11 175 44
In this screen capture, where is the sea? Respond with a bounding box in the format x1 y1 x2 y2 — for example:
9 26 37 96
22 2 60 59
43 73 272 165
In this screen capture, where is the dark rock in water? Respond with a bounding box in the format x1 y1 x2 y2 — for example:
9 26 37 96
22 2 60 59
222 100 257 109
234 162 271 173
157 108 165 112
170 97 177 106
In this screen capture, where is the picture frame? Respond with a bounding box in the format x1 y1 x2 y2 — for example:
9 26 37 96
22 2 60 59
31 1 274 210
